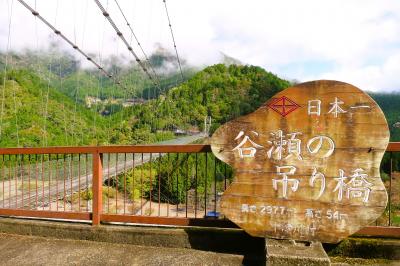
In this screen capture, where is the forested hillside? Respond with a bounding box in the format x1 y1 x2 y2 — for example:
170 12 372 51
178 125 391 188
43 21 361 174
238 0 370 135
1 47 195 105
0 69 108 147
108 64 292 143
370 93 400 142
1 46 399 148
0 59 291 147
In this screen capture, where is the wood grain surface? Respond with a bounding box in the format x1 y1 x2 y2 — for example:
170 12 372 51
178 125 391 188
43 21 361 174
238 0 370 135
210 80 389 243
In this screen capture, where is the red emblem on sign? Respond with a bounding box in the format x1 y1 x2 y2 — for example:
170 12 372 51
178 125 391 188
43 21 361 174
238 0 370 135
268 96 300 117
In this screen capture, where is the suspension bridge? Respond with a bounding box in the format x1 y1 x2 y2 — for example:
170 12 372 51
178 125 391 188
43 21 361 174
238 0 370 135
1 0 188 147
0 0 216 216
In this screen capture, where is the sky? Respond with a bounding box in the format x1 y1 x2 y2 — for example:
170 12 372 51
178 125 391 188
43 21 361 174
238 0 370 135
1 0 400 92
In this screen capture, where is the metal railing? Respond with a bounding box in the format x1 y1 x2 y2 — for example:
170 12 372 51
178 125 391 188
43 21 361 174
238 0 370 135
0 143 399 237
0 145 235 228
371 142 400 230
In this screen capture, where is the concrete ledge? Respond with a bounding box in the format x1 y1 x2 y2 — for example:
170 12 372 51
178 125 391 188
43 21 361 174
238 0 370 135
0 233 245 266
4 217 399 264
266 239 331 266
0 217 266 264
325 237 400 260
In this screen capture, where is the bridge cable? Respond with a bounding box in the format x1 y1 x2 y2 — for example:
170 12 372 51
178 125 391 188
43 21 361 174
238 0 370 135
72 0 79 145
33 0 46 145
8 0 20 146
162 0 184 82
43 46 52 146
52 0 69 145
77 0 89 145
16 0 130 93
93 0 109 144
109 2 130 140
113 0 161 91
0 0 14 141
162 0 185 132
93 0 160 93
104 0 114 143
43 0 61 146
60 66 69 145
94 0 161 135
45 1 61 146
108 27 120 142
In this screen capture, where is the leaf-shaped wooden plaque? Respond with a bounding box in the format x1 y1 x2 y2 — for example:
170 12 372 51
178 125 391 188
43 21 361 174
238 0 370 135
210 80 389 243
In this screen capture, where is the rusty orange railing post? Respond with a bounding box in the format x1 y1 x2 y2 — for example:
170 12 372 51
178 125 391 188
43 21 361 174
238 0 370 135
92 151 103 225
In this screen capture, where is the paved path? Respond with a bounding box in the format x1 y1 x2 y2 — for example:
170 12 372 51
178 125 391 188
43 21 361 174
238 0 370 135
0 233 243 266
0 233 398 266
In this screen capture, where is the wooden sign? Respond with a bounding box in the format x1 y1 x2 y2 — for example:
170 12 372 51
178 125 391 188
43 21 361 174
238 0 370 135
210 80 389 243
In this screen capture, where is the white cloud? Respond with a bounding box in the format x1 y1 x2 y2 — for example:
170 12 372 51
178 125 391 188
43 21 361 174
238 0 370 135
1 0 400 91
311 52 400 92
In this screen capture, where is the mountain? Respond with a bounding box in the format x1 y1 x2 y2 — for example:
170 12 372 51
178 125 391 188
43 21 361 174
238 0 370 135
0 45 196 105
370 92 400 142
1 47 398 149
0 69 108 147
108 63 292 144
219 52 243 66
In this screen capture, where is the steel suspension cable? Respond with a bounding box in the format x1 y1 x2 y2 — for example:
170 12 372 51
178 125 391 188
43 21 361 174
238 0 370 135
0 0 14 140
8 0 20 146
78 0 90 145
53 0 70 145
16 0 129 92
162 0 184 81
11 69 20 147
113 0 161 89
107 33 120 142
93 0 160 92
43 51 52 146
93 2 109 145
59 58 69 145
33 0 46 146
95 0 161 134
103 0 113 143
72 0 78 145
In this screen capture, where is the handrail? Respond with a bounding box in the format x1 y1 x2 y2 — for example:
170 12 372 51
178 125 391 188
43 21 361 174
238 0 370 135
387 142 400 152
0 144 212 155
0 142 398 154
